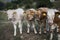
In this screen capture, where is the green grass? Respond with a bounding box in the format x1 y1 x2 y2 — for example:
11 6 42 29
0 12 8 21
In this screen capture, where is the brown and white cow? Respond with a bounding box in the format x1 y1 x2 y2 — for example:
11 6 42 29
46 9 60 40
35 7 48 34
24 9 37 34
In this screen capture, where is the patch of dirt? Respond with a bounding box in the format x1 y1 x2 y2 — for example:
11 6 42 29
0 23 46 40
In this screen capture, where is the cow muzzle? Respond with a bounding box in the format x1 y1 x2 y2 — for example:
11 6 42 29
8 18 12 21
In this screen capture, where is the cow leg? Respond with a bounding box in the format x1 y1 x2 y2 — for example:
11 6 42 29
50 33 53 40
39 27 41 34
36 21 41 34
39 23 42 34
18 21 22 34
13 24 17 36
32 23 37 34
57 26 59 32
27 22 30 33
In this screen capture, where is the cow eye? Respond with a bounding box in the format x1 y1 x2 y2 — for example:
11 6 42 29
56 13 59 16
56 14 59 15
13 12 16 14
55 12 60 18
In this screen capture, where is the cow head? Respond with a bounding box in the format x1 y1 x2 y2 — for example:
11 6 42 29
26 9 36 21
35 8 47 21
7 10 16 21
47 9 59 25
53 12 60 23
55 12 60 19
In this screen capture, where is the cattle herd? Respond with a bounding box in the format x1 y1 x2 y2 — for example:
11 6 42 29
6 7 60 40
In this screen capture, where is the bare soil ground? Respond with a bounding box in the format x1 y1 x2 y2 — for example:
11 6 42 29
0 22 47 40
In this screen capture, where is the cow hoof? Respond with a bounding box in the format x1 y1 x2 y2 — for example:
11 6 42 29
20 35 24 39
39 32 41 34
44 31 46 33
27 31 30 34
20 32 22 34
27 32 30 34
44 39 46 40
14 34 16 36
27 33 29 34
35 32 37 34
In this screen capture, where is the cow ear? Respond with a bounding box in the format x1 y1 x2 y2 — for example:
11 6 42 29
13 12 16 14
42 12 47 16
55 12 60 16
55 12 60 19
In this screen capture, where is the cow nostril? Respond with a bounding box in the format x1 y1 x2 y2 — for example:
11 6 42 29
9 18 12 21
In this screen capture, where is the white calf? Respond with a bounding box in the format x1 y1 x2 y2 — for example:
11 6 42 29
47 9 59 24
7 8 24 36
47 9 59 40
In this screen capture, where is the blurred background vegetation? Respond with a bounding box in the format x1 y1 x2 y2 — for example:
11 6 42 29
0 0 60 10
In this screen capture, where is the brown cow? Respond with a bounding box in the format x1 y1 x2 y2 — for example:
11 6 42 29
54 11 60 32
25 9 37 34
36 8 48 34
